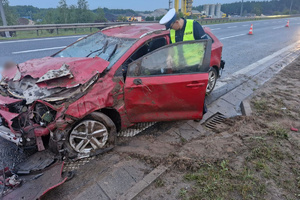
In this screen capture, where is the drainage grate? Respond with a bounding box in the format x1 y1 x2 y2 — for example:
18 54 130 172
203 112 226 132
118 122 156 137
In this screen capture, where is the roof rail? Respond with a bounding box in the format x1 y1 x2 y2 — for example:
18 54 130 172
139 29 166 38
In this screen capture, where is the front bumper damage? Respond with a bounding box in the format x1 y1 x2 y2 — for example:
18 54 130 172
0 57 109 151
0 125 22 145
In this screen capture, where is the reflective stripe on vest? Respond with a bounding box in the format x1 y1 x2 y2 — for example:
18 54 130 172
170 19 195 43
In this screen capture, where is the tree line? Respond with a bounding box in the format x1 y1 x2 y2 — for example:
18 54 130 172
1 0 300 26
194 0 299 16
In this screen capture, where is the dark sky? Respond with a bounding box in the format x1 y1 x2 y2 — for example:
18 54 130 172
9 0 268 11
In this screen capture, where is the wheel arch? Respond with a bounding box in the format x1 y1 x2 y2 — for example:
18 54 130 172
98 108 121 132
212 65 220 77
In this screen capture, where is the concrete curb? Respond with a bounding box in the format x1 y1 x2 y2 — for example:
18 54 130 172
118 165 168 200
240 98 253 116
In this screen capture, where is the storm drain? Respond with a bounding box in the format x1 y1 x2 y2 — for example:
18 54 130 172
203 112 226 132
118 122 156 137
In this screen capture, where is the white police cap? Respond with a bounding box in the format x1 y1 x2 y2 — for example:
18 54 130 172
159 8 177 29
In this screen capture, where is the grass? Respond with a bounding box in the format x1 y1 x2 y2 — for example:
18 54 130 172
155 179 165 188
183 160 266 200
252 99 267 111
267 125 288 139
0 28 99 40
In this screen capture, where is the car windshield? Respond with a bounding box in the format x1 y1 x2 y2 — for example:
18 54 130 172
53 31 136 69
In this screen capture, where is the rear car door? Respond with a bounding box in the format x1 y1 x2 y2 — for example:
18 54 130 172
124 40 211 123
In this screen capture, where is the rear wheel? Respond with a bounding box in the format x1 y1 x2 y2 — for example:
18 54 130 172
206 68 218 95
66 112 116 158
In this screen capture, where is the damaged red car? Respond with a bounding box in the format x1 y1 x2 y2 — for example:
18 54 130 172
0 24 223 158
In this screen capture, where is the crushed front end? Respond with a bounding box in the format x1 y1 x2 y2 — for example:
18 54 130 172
0 57 109 152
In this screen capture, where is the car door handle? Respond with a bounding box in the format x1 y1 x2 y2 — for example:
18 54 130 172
186 83 205 87
133 79 142 85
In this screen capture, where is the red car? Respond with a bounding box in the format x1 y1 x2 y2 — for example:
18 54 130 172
0 24 224 158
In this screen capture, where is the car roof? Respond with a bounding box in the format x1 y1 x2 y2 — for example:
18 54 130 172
102 23 168 39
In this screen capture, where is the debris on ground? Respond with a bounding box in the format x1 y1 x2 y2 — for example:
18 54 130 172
0 151 73 200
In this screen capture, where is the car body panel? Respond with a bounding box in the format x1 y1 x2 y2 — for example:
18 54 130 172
102 23 166 39
125 73 208 122
0 23 222 151
204 27 223 70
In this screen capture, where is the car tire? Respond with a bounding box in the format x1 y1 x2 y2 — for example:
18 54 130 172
65 112 117 159
206 67 218 95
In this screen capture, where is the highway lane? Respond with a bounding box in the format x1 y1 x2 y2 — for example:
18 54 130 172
207 17 300 78
0 35 86 65
0 17 300 78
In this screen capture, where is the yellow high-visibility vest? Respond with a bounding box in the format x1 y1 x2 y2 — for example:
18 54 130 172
170 19 195 43
170 19 199 68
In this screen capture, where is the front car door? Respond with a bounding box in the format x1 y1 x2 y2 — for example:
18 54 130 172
124 40 211 123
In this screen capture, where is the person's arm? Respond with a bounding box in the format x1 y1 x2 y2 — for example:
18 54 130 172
193 21 208 40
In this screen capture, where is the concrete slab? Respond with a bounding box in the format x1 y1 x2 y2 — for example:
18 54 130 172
73 184 110 200
240 99 252 116
221 89 248 107
119 165 168 200
176 122 203 141
208 98 239 118
98 167 137 199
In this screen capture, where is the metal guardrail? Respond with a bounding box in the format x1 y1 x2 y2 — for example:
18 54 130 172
0 14 299 36
0 21 155 32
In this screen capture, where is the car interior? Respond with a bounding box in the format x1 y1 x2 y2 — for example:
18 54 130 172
117 37 167 80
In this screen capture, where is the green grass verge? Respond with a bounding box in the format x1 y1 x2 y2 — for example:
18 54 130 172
0 28 99 40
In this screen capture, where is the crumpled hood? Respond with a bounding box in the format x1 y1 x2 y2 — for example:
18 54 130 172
2 56 109 89
0 57 109 104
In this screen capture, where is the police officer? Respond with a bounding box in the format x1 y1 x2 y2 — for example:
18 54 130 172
159 8 208 43
160 8 208 120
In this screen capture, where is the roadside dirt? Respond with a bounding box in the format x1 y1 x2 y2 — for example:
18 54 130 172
42 57 300 200
135 57 300 199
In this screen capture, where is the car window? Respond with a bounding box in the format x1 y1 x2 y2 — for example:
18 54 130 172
128 37 167 63
114 37 167 77
127 40 211 77
53 32 136 69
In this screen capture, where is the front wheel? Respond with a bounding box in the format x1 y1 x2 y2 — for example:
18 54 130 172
206 68 218 95
66 112 116 158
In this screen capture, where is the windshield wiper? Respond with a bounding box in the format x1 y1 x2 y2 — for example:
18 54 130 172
86 40 108 57
107 44 118 61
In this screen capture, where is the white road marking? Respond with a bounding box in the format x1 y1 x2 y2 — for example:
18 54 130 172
0 35 86 44
227 26 237 28
219 34 246 40
12 46 66 54
211 28 221 31
215 41 300 90
273 26 283 29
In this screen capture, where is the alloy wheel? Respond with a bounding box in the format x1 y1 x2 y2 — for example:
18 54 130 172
69 120 108 153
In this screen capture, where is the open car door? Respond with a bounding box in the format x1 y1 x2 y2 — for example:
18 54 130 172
124 39 211 123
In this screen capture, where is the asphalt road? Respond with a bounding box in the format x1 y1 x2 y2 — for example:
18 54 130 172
1 17 300 78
